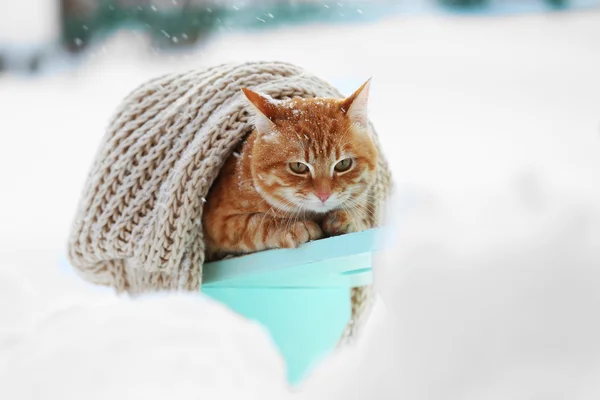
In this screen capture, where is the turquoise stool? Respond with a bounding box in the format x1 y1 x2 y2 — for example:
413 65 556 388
201 228 383 385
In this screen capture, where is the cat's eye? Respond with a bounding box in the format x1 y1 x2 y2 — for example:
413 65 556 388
289 162 309 174
334 158 353 172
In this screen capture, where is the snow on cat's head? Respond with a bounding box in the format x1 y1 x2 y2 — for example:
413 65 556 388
241 81 378 214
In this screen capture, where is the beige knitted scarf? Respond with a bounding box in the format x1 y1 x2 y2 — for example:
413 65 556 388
67 61 391 339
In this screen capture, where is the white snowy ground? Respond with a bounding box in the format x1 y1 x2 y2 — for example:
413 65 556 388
1 8 600 400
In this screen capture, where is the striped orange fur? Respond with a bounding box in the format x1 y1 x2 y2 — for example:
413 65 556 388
203 80 378 260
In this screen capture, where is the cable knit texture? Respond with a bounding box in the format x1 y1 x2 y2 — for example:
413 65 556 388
67 61 392 339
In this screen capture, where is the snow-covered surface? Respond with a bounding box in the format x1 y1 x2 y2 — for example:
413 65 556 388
1 9 600 399
302 181 600 399
0 294 289 399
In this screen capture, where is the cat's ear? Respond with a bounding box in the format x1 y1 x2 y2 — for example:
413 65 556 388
340 78 371 129
241 88 279 133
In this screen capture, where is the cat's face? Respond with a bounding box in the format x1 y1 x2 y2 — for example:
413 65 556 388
242 80 378 214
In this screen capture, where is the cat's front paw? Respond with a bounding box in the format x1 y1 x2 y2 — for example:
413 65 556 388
322 210 367 236
278 220 323 248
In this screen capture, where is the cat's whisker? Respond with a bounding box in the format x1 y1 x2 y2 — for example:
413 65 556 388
257 205 278 234
344 198 377 217
354 205 375 221
346 192 384 208
341 202 372 228
287 199 305 238
341 197 378 223
257 196 296 236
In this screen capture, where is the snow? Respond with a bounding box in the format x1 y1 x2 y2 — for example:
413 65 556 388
0 267 38 358
1 294 289 400
301 179 600 399
1 8 600 399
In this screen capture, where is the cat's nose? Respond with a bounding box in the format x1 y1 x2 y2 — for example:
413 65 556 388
315 192 331 203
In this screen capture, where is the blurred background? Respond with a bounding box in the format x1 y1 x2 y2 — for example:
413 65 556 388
1 0 599 74
2 1 600 399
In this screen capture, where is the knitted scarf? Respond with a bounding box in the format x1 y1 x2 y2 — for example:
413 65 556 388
67 61 392 339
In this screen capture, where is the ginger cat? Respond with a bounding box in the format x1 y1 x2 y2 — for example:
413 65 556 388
203 79 378 260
